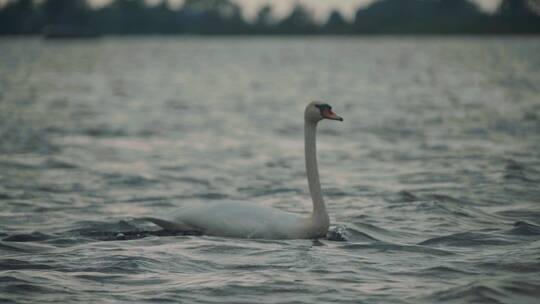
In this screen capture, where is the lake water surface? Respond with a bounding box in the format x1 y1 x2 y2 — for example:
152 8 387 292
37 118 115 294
1 37 540 303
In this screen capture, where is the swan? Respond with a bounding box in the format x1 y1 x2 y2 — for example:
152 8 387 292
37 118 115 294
144 101 343 239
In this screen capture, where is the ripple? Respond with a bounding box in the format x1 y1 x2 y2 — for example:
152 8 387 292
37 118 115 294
99 255 161 273
418 232 516 247
75 255 163 275
477 261 540 274
0 241 56 253
347 222 405 243
337 226 380 242
72 273 125 283
340 242 455 256
429 283 506 303
0 275 30 284
42 158 79 170
103 173 159 187
502 280 540 297
171 176 211 186
505 221 540 236
392 266 479 278
496 210 540 225
503 159 540 183
0 259 53 270
395 190 418 202
0 283 57 295
419 266 479 276
82 127 128 137
2 232 54 242
237 186 301 197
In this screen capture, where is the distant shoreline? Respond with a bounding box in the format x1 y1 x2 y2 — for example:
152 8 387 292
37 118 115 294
2 0 539 37
1 34 540 40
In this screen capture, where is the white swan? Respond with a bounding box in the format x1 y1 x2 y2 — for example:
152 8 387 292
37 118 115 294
145 101 343 239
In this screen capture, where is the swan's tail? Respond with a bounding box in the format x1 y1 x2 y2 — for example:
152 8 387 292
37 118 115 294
140 217 204 235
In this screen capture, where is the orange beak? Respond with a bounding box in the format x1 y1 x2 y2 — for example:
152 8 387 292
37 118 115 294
322 108 343 121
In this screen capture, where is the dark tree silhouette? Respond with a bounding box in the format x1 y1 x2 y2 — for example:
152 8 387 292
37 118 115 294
0 0 539 36
494 0 540 33
41 0 91 27
256 5 274 26
276 4 319 34
324 10 350 34
354 0 482 34
181 0 246 34
0 0 39 34
254 5 274 34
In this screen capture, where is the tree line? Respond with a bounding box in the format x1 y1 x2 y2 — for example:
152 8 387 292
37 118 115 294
1 0 539 36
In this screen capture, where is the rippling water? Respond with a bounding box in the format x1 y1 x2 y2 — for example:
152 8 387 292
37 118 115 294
1 37 540 303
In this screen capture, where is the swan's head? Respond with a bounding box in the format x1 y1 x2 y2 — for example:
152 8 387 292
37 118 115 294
305 101 343 124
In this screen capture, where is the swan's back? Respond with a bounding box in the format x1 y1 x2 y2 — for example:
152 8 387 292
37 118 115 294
175 201 309 239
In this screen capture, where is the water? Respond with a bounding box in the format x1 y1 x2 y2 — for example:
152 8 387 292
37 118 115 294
1 37 540 303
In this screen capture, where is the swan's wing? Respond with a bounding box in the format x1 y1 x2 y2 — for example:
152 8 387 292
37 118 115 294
173 201 309 239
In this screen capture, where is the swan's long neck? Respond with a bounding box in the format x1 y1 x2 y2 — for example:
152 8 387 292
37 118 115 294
304 120 329 226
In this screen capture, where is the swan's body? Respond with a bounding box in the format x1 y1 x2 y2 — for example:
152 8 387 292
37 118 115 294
146 102 343 239
171 201 318 239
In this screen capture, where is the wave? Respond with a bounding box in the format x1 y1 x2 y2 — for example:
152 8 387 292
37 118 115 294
340 241 455 256
505 221 540 236
2 232 54 242
327 225 379 242
392 265 479 277
418 231 517 247
428 283 506 303
427 278 540 303
501 280 540 297
419 221 540 247
0 259 53 271
496 210 540 225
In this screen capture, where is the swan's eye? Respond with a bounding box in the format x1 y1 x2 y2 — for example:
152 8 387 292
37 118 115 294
315 104 331 114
